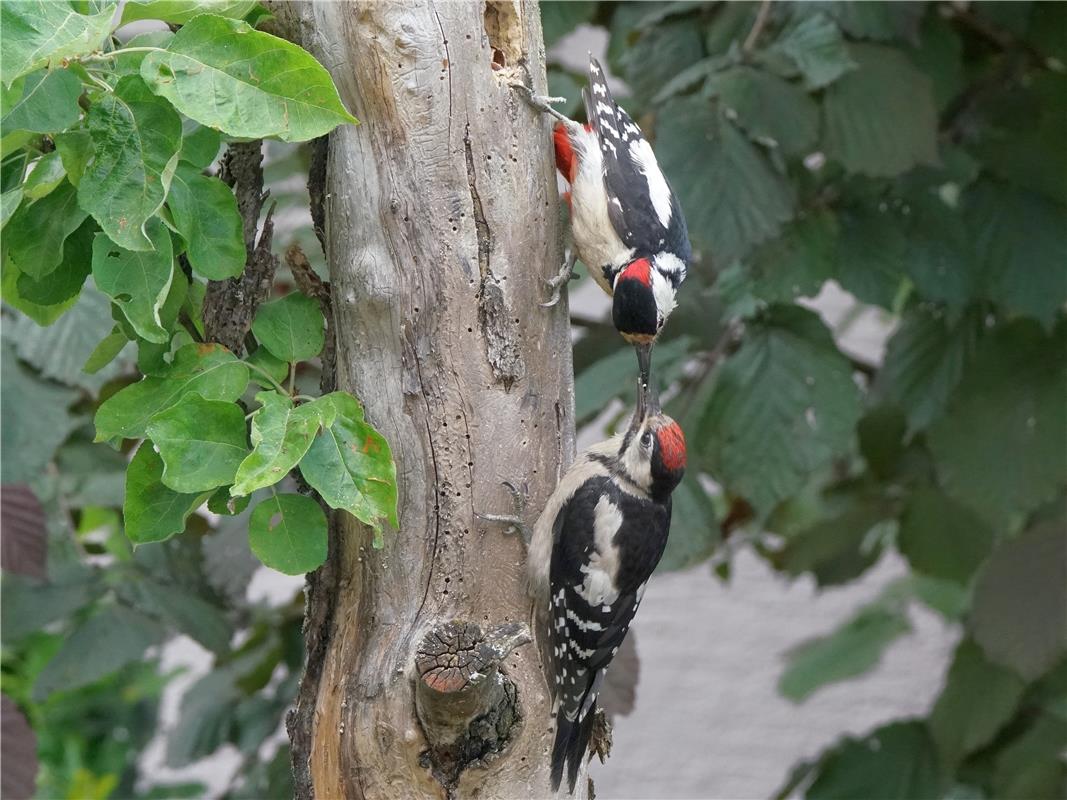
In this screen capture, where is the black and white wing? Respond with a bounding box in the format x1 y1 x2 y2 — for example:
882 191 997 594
583 56 691 263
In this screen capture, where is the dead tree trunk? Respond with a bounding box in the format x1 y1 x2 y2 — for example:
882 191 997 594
273 2 577 797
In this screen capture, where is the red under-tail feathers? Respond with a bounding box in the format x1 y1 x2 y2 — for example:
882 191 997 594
553 122 578 182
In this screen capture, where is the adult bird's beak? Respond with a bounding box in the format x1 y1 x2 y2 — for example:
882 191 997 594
635 341 653 398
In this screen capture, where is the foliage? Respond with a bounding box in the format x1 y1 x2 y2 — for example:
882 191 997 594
548 1 1067 796
1 1 391 795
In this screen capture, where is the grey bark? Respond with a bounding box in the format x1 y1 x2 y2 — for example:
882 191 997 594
272 2 578 797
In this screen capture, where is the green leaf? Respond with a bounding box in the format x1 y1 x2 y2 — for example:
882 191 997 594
965 179 1067 329
0 68 81 133
820 1 926 43
874 308 980 437
707 67 818 156
0 343 78 484
656 476 720 572
5 179 88 279
696 306 862 516
251 292 325 362
618 19 704 108
299 393 398 539
805 722 947 800
32 604 166 701
823 44 937 177
94 341 248 440
909 13 965 111
0 1 116 87
91 216 175 343
1 186 21 229
124 442 207 544
1 572 102 644
179 123 221 169
146 396 249 493
0 253 79 325
897 488 996 586
167 164 244 280
540 0 597 47
246 345 288 388
129 577 233 654
992 712 1067 800
771 496 887 585
140 14 356 142
15 215 95 305
929 638 1026 767
232 392 332 496
79 74 182 251
83 325 129 374
248 492 328 575
657 98 794 265
767 13 856 90
779 604 910 702
928 321 1066 527
971 521 1067 681
121 0 257 25
21 150 67 200
53 128 92 186
743 211 837 306
207 486 249 516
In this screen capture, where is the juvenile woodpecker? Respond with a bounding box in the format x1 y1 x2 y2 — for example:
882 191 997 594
529 391 686 793
515 56 692 392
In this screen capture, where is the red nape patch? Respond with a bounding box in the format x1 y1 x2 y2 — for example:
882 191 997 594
553 122 578 183
657 422 687 471
620 258 652 288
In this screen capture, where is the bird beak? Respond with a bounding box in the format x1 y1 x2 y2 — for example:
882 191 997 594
636 342 653 396
629 371 661 436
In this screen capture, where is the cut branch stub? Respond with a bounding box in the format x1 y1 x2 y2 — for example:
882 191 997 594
415 620 531 792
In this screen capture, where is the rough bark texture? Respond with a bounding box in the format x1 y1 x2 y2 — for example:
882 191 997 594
273 2 577 798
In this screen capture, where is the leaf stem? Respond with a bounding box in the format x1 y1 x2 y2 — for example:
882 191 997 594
86 46 168 60
742 0 773 55
244 360 290 396
288 362 296 396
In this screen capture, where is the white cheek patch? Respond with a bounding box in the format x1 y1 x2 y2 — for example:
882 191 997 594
650 267 678 323
619 435 653 491
629 138 672 229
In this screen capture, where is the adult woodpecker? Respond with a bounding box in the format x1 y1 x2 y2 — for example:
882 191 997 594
528 391 686 793
514 55 691 393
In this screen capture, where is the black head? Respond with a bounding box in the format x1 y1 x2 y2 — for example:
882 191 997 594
612 258 658 342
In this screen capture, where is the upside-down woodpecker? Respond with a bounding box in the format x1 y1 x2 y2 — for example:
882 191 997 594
528 390 686 793
516 55 692 395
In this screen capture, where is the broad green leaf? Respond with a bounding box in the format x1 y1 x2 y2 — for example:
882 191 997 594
167 164 244 279
0 253 79 325
1 572 102 644
146 396 249 492
15 216 95 306
819 1 926 43
94 342 248 439
53 128 92 186
5 179 88 279
742 211 837 307
823 44 937 177
21 150 67 200
129 577 233 654
656 476 720 572
658 98 794 264
207 486 249 516
79 74 182 251
179 123 220 169
299 393 398 539
771 495 887 584
779 605 910 701
248 492 328 575
897 487 996 586
928 321 1066 527
696 306 862 516
83 326 129 374
246 345 288 388
874 308 979 437
767 13 856 90
0 1 116 87
971 521 1067 681
140 14 356 142
856 406 906 480
575 336 692 425
806 722 947 800
165 668 240 767
121 0 257 25
965 179 1067 329
0 187 21 229
0 343 78 484
252 292 325 363
0 68 81 133
909 13 965 111
707 67 818 156
32 604 166 701
930 639 1025 767
91 217 175 343
992 712 1067 800
231 392 333 496
618 19 704 108
540 0 597 46
124 442 207 543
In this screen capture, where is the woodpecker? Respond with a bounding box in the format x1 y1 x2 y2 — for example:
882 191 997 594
528 390 686 793
514 55 692 393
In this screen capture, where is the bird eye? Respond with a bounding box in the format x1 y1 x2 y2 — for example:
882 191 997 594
640 431 653 448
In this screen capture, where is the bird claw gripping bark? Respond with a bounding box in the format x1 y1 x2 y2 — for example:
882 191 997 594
508 82 572 124
474 480 529 539
541 249 579 308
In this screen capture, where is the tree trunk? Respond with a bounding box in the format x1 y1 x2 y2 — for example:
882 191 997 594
273 2 577 797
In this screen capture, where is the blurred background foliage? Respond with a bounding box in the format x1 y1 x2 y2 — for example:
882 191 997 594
2 1 1065 798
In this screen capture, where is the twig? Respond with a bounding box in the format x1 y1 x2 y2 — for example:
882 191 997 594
742 0 773 54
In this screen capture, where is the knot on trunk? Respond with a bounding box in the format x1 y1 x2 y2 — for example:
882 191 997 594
415 620 530 795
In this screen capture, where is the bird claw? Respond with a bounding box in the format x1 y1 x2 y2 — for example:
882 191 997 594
540 251 578 308
474 480 529 539
509 82 572 122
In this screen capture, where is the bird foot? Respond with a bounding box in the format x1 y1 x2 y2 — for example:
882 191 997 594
474 480 529 540
541 250 579 308
509 82 572 124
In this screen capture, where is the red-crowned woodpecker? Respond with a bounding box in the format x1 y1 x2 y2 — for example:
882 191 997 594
528 390 686 793
514 56 692 394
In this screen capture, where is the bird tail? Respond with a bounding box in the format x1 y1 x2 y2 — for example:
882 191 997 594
550 707 597 794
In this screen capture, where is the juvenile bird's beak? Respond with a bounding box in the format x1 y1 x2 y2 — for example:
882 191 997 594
628 371 661 436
